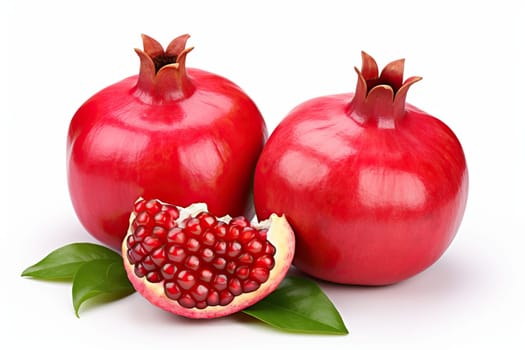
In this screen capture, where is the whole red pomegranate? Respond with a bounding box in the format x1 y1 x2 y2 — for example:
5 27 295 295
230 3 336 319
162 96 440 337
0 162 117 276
67 34 267 250
254 52 468 285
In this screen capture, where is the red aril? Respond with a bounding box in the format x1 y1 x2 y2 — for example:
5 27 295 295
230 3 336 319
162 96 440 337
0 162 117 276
67 34 267 250
123 198 295 318
254 52 468 285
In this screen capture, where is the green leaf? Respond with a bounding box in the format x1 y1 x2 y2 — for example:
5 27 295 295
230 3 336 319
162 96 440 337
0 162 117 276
243 276 349 335
21 243 122 280
72 259 135 317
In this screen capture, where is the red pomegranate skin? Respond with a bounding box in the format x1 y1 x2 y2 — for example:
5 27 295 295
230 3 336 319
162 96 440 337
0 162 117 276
254 52 468 285
67 35 267 250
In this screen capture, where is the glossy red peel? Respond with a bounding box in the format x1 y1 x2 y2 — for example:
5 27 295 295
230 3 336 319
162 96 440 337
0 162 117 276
254 52 468 285
67 34 267 249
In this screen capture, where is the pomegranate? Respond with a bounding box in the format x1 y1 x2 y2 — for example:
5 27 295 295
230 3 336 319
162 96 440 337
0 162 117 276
67 34 267 250
254 52 468 285
122 198 295 318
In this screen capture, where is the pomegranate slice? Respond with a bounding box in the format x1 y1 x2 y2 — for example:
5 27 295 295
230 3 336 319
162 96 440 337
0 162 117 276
122 198 295 319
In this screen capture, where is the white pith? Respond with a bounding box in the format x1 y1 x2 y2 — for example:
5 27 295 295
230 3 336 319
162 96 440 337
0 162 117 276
122 199 295 319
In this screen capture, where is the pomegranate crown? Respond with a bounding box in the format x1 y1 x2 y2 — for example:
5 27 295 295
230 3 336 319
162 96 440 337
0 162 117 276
349 51 422 125
133 34 195 102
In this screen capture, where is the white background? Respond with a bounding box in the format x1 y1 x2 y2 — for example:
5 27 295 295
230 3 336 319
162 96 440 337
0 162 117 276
3 1 524 348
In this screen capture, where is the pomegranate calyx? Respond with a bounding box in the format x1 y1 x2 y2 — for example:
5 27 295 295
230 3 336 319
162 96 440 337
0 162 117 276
133 34 195 103
349 51 422 125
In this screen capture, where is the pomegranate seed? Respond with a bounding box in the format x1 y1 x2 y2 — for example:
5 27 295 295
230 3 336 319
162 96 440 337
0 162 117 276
257 229 268 240
161 204 180 221
229 278 242 296
126 235 137 249
178 294 196 308
161 263 177 280
226 261 237 274
151 247 167 267
167 228 185 244
127 248 139 264
135 211 150 227
219 290 234 306
212 257 227 270
134 226 148 241
250 267 270 284
186 238 200 252
239 227 256 243
164 281 181 300
202 231 216 246
134 263 147 278
237 253 253 265
146 271 162 283
255 255 275 269
196 212 217 228
230 216 250 227
134 199 146 213
191 284 209 302
126 251 135 265
154 211 170 226
226 225 241 240
185 218 202 236
214 241 227 255
184 255 200 271
142 256 156 271
152 226 167 239
226 241 242 258
242 279 260 293
207 290 220 306
129 244 147 263
167 245 186 263
265 243 276 255
142 236 162 253
145 199 162 214
195 301 207 309
245 238 263 254
235 266 250 280
199 269 213 283
213 274 228 291
200 248 214 263
177 270 196 290
214 222 228 238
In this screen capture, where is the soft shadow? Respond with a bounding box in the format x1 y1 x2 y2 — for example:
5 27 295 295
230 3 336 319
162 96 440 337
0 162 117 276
76 290 135 317
310 249 484 311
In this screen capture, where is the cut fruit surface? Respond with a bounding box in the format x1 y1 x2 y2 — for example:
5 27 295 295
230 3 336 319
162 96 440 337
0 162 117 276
122 198 295 319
